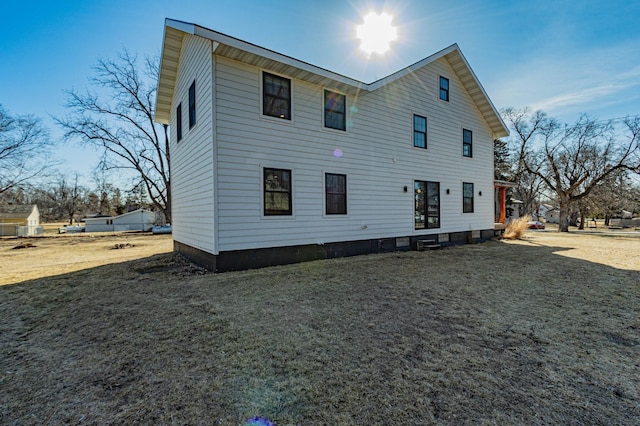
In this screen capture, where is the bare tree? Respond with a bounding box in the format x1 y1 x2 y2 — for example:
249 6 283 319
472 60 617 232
586 170 640 225
0 104 54 195
57 50 171 222
49 173 85 224
500 108 547 215
503 108 640 232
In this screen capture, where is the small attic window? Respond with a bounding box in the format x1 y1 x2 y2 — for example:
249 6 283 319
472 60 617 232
439 76 449 102
188 81 196 128
176 103 183 142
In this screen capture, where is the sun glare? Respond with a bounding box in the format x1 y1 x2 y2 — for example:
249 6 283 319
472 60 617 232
356 11 398 55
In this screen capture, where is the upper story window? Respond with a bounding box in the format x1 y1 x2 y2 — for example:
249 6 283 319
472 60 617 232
439 76 449 102
415 181 440 229
188 81 196 129
463 129 473 157
263 72 291 120
324 90 346 131
413 114 427 149
325 173 347 215
463 182 474 213
176 103 183 142
264 168 292 216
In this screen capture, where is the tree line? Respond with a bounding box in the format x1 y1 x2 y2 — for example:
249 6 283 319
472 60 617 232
496 109 640 231
0 173 152 224
2 49 639 231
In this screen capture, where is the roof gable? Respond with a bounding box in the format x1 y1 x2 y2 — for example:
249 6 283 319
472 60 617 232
155 18 509 138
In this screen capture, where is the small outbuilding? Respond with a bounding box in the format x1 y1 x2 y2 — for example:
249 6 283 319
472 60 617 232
84 209 156 233
0 204 42 236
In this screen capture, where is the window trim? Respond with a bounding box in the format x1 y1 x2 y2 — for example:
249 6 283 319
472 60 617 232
463 128 473 158
414 180 440 230
263 167 293 216
463 182 474 213
439 76 449 102
413 114 427 149
323 89 347 131
176 103 182 142
262 72 292 120
188 80 196 129
325 172 347 215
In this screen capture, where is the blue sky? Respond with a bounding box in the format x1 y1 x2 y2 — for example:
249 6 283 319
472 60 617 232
1 0 639 185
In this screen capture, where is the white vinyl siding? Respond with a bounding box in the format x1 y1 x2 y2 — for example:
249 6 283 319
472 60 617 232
211 55 494 252
170 34 216 254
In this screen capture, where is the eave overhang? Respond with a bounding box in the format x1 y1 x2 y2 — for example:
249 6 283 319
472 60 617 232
155 18 510 139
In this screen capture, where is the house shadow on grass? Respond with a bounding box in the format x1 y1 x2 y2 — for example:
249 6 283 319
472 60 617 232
1 240 639 425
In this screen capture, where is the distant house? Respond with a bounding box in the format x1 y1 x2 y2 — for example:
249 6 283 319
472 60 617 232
84 209 156 233
544 208 560 224
0 204 41 236
154 19 509 271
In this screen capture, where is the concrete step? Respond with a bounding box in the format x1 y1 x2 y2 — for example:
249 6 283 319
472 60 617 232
416 239 441 251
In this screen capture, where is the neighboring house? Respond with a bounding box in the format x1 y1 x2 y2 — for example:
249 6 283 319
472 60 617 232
0 204 41 236
538 204 555 222
507 200 524 222
154 19 509 271
545 208 560 224
84 209 156 233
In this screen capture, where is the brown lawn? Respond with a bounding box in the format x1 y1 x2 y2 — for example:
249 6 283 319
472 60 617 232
0 230 639 424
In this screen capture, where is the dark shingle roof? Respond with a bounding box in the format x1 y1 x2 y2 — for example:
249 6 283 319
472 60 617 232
0 204 36 219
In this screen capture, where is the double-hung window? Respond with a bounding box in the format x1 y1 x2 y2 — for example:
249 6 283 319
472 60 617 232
264 168 292 216
463 129 473 157
463 182 474 213
439 76 449 102
188 81 196 128
324 90 346 131
413 114 427 149
176 103 182 142
325 173 347 215
415 181 440 229
263 72 291 119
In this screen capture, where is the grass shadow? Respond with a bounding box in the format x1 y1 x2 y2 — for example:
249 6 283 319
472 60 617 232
1 240 639 424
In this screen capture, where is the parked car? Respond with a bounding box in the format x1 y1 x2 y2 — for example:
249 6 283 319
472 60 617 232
528 220 545 229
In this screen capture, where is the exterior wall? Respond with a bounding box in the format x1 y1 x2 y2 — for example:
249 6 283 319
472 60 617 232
85 222 113 233
27 208 39 228
212 55 495 252
170 34 216 254
546 210 559 224
113 210 155 231
86 218 107 232
85 210 156 232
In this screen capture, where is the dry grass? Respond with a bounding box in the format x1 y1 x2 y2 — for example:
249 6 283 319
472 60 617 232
1 231 639 424
0 233 173 285
503 215 533 240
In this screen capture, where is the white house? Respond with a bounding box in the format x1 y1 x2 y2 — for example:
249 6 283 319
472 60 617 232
0 204 41 236
155 19 509 271
84 209 156 233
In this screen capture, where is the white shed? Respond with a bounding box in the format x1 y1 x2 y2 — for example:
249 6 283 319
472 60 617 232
0 204 41 236
84 209 156 233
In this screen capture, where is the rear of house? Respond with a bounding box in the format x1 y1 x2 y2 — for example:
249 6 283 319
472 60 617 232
155 19 509 271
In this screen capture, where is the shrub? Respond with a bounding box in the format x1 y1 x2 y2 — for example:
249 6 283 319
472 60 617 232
503 215 532 240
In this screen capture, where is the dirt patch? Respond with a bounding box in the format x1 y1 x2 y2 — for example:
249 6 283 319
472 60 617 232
0 231 639 424
11 242 36 250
